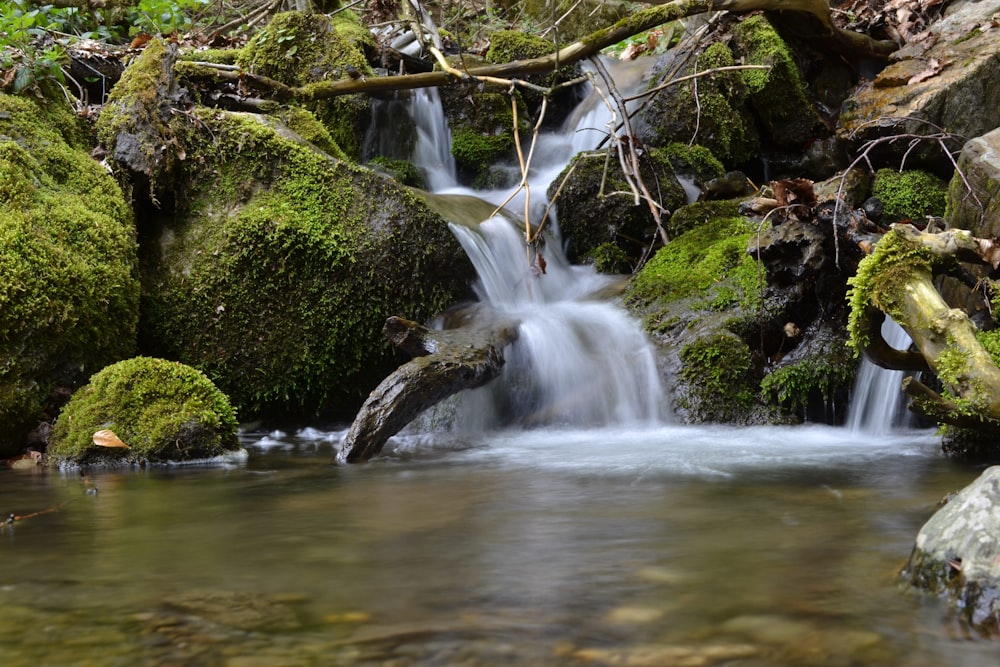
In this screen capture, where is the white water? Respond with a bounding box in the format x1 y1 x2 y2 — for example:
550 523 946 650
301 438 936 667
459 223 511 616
847 318 914 435
409 87 458 191
449 217 665 429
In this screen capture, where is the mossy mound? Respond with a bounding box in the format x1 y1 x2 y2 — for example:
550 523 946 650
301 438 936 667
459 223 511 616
237 11 375 159
48 357 239 465
140 110 472 421
485 30 582 119
496 0 631 42
871 168 948 222
657 142 726 188
550 151 686 265
0 94 139 458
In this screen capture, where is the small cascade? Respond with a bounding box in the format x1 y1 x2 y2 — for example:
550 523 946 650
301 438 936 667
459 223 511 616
408 87 458 191
448 218 665 429
847 317 913 435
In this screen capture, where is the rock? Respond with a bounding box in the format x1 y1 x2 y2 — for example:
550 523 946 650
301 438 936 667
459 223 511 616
0 93 139 458
903 466 1000 636
948 126 1000 239
47 357 240 465
838 0 1000 173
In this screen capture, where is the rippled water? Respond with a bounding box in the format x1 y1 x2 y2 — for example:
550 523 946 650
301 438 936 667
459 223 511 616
1 425 996 666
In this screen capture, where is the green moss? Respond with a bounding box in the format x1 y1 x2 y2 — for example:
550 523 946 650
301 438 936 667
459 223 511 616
278 106 348 160
48 357 239 464
584 242 631 273
236 11 374 160
451 127 513 176
654 143 725 184
668 199 741 237
677 332 757 421
733 15 825 147
761 348 855 419
0 94 139 457
140 110 469 420
872 168 948 221
367 156 424 188
179 48 240 65
628 216 762 311
846 229 935 353
486 30 558 63
976 329 1000 367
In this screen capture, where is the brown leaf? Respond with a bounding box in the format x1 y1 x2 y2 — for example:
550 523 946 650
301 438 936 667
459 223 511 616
93 429 130 449
907 58 944 85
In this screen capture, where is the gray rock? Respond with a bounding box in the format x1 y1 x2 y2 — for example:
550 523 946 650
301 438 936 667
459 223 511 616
904 466 1000 636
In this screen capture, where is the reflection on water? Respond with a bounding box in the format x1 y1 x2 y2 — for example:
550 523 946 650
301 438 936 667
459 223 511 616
0 425 996 666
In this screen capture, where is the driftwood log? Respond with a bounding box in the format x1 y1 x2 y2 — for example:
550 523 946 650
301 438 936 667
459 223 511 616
337 313 520 463
852 224 1000 430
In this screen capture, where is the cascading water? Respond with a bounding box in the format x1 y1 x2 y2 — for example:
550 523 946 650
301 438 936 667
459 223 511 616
408 87 459 191
847 317 914 435
405 58 666 430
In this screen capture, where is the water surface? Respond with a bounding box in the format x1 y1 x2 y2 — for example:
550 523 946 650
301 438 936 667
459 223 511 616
1 425 995 666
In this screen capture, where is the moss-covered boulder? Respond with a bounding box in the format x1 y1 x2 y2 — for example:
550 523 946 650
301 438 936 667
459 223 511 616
237 10 375 160
549 149 687 266
732 15 827 150
485 30 582 120
0 94 139 458
48 357 239 465
637 39 759 166
442 88 526 187
140 110 472 421
871 168 948 223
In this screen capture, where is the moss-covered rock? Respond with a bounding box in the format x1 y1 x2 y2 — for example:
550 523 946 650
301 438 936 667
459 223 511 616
485 30 581 119
637 40 759 166
549 150 686 265
237 11 374 160
871 168 948 222
732 15 827 149
48 357 239 465
139 110 473 421
759 328 855 423
496 0 631 42
0 94 139 457
443 89 525 186
657 142 726 188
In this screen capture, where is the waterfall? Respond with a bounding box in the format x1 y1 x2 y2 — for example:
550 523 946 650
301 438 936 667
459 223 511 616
408 87 458 191
847 318 913 435
403 58 666 430
449 217 666 429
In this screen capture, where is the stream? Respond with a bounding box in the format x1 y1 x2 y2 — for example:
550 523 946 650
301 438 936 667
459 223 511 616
1 426 996 665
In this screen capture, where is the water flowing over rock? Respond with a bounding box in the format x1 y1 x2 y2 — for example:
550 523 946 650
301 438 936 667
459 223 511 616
904 466 1000 636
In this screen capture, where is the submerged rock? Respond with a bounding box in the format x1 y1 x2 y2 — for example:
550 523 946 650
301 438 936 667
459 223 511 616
903 466 1000 636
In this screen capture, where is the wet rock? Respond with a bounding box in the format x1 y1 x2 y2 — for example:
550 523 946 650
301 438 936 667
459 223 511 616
903 466 1000 636
838 0 1000 173
948 126 1000 239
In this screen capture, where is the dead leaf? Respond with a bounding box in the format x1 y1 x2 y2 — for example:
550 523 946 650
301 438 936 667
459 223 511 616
93 429 130 449
907 58 944 85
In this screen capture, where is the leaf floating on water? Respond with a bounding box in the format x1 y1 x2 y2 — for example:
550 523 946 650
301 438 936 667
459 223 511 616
93 429 130 449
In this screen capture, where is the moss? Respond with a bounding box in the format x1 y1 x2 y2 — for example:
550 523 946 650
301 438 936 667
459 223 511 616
48 357 239 465
732 15 825 147
236 11 374 160
668 199 741 237
179 48 240 65
486 30 559 63
872 168 948 221
654 143 725 185
584 242 631 273
760 346 855 420
846 228 935 353
0 94 139 457
367 156 424 188
677 332 757 422
451 127 514 176
628 215 762 312
140 110 470 420
278 106 348 160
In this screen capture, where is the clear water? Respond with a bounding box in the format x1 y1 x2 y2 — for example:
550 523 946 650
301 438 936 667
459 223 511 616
1 426 995 666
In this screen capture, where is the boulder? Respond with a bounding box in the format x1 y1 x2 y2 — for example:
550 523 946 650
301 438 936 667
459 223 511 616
948 126 1000 239
903 466 1000 636
48 357 240 465
0 94 139 458
837 0 1000 174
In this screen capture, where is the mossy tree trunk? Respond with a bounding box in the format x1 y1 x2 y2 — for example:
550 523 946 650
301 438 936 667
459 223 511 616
849 224 1000 431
